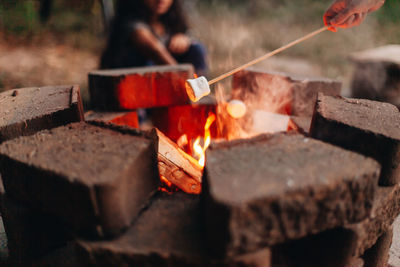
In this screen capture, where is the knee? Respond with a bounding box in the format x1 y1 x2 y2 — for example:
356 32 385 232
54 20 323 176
189 42 207 58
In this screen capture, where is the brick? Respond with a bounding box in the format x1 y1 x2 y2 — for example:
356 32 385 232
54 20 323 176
89 65 193 110
310 94 400 186
0 122 159 238
346 184 400 257
151 96 218 143
77 192 272 267
0 193 73 260
203 133 380 256
271 184 400 267
85 111 139 129
288 116 312 135
0 85 84 143
271 228 360 267
350 45 400 107
362 228 393 267
231 67 341 117
5 243 78 267
389 216 400 267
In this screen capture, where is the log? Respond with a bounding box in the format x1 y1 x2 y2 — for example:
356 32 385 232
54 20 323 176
152 128 203 194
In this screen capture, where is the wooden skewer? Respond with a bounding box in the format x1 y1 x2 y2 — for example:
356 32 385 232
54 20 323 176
208 26 329 86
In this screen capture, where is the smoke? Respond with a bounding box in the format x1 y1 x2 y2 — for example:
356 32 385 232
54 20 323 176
215 78 291 140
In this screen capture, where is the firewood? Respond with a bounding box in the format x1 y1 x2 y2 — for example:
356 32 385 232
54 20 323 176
152 128 202 194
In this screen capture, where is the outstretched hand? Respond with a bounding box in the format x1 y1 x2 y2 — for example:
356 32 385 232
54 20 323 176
324 0 385 32
169 33 191 55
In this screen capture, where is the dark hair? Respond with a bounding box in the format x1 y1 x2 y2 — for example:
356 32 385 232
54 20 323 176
115 0 189 34
100 0 189 68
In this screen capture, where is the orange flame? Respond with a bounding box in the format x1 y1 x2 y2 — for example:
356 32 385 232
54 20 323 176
193 113 216 167
194 73 199 79
160 175 173 187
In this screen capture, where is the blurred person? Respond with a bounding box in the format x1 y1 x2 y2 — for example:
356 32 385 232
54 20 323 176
324 0 385 31
100 0 208 76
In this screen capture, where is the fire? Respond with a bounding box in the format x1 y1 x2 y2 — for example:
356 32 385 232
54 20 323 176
193 73 198 79
159 175 178 194
192 113 216 167
160 175 173 187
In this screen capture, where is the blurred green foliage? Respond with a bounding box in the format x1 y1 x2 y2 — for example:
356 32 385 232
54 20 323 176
0 0 39 35
0 0 103 38
377 0 400 24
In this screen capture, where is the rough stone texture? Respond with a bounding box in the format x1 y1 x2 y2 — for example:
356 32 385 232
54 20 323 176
362 228 393 267
85 110 139 129
288 116 312 135
89 65 193 110
310 94 400 186
0 193 73 261
271 228 360 267
231 67 341 117
77 192 271 267
203 133 380 256
389 216 400 267
272 184 400 267
0 85 84 143
0 176 8 263
0 122 159 238
151 96 218 143
346 184 400 257
350 45 400 107
5 243 78 267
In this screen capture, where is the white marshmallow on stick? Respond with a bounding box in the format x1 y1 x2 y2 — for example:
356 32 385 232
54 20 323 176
185 76 211 102
227 100 247 119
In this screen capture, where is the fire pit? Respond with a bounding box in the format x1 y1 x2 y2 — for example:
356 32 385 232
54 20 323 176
0 64 399 266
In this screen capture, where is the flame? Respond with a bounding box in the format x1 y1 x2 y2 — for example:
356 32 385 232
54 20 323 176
192 113 216 167
159 175 177 194
160 175 173 187
194 73 198 78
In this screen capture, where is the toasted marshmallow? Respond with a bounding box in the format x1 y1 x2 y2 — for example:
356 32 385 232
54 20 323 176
227 100 247 119
185 76 211 102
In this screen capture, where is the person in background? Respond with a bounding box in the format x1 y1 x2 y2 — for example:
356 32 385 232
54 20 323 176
324 0 385 31
100 0 207 76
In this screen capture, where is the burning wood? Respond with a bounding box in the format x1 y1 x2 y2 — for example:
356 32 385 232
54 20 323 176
152 128 203 194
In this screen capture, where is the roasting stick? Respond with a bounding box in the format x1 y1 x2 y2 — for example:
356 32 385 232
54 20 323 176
186 26 329 102
208 26 328 85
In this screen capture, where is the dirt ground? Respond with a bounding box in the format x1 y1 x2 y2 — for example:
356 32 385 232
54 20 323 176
0 38 99 104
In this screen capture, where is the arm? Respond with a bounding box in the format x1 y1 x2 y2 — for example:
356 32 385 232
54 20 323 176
131 27 177 65
324 0 385 32
169 33 191 55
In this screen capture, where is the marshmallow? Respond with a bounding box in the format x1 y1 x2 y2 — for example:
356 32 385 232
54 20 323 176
227 100 247 119
185 76 211 102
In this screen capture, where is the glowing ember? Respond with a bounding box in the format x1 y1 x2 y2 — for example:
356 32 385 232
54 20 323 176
159 175 179 193
192 113 216 167
160 175 173 187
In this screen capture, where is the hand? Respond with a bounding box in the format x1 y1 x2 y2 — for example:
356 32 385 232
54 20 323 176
324 0 385 32
168 33 191 55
